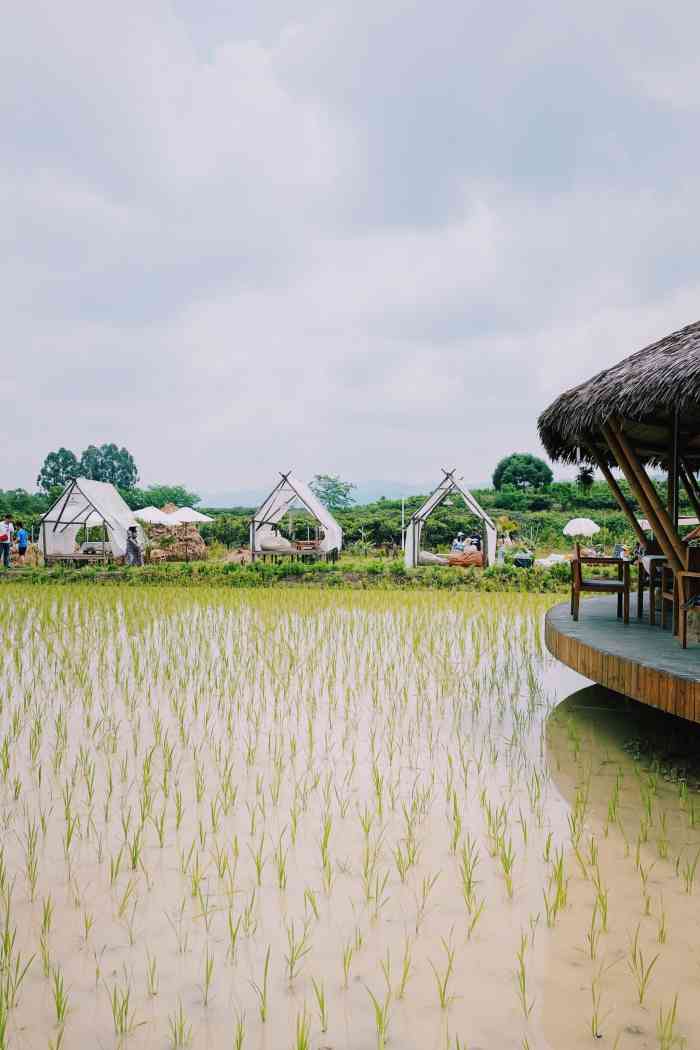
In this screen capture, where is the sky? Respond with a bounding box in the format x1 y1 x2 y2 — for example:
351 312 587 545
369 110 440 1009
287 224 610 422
4 2 700 496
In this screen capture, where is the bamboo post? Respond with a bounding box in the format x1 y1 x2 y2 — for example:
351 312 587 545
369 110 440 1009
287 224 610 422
668 407 680 528
609 421 686 567
586 444 649 547
602 424 682 572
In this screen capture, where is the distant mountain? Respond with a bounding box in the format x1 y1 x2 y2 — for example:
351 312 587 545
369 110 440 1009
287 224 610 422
200 478 488 510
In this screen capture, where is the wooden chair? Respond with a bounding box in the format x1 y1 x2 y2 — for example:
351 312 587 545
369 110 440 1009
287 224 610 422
677 572 700 648
676 547 700 647
570 543 630 623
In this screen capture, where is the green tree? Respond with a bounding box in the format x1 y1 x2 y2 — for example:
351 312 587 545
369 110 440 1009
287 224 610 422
576 465 595 493
311 475 356 512
79 444 139 488
122 485 201 510
492 453 553 491
36 448 80 492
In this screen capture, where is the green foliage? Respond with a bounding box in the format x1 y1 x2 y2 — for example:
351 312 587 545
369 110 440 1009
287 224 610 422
36 448 79 493
121 485 201 511
1 559 571 594
311 475 356 512
0 489 50 520
492 454 553 491
38 444 138 491
576 466 595 493
79 444 139 488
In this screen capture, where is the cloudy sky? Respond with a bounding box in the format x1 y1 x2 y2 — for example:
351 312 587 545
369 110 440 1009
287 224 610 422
4 2 700 494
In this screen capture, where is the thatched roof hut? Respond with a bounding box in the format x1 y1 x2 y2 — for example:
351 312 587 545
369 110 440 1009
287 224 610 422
538 320 700 572
538 320 700 469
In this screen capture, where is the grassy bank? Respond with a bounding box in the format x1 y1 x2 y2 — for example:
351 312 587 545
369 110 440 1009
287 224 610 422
0 557 571 592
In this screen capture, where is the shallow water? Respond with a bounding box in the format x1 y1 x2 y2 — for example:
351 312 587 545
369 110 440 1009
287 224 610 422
0 586 698 1050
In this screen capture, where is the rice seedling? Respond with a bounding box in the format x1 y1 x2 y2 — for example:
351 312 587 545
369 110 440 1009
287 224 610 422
232 1010 246 1050
250 946 270 1023
366 986 391 1050
311 977 328 1033
168 999 192 1048
293 1003 311 1050
342 940 354 989
657 994 685 1050
284 919 312 985
146 950 159 997
514 933 534 1019
51 967 69 1026
107 976 141 1037
200 947 215 1006
627 924 660 1005
680 846 700 894
430 931 457 1011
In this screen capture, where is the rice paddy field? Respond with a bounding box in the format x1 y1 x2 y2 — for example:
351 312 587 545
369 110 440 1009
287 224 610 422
1 584 699 1050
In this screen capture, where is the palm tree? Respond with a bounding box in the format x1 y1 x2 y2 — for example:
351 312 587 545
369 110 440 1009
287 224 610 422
576 466 595 494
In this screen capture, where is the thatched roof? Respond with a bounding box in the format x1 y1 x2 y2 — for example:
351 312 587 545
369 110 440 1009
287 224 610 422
538 320 700 465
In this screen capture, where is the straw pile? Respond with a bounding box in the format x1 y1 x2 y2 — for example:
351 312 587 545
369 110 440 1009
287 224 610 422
145 521 208 563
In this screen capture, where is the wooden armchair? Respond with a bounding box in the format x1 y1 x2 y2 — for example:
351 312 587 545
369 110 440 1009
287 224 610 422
570 543 630 623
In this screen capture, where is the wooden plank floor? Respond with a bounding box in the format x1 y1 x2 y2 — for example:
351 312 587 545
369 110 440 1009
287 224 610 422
545 596 700 723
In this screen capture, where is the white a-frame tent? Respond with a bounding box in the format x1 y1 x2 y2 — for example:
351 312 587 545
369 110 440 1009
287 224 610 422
404 469 497 568
250 473 343 557
39 478 145 560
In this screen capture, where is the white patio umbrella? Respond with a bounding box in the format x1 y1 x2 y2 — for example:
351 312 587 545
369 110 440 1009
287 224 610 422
166 506 214 524
133 506 173 524
563 517 600 538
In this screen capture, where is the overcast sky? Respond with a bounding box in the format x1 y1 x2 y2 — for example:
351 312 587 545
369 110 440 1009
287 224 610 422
4 2 700 493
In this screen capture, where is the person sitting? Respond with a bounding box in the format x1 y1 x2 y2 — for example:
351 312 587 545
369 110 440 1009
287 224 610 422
451 532 466 552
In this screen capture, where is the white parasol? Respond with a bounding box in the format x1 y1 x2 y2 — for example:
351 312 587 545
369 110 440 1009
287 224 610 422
563 517 600 538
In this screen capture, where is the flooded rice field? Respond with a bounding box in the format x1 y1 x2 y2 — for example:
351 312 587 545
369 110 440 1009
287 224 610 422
1 585 699 1050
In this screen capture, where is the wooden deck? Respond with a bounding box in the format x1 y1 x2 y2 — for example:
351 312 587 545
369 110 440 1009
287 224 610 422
545 595 700 723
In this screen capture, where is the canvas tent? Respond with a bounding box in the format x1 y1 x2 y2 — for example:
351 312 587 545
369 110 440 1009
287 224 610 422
250 473 342 556
404 469 497 568
39 478 145 559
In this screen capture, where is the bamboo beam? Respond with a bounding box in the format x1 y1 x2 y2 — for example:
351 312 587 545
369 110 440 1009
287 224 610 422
602 423 682 571
610 421 687 567
682 457 700 501
679 460 700 520
587 444 648 547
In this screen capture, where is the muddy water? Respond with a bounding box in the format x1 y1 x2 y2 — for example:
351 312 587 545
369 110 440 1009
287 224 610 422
1 586 698 1050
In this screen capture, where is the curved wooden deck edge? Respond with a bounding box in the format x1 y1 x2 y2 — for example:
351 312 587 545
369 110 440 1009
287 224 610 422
545 599 700 724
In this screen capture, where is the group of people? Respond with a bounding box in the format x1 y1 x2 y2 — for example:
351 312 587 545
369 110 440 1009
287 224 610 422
0 516 29 568
451 530 482 553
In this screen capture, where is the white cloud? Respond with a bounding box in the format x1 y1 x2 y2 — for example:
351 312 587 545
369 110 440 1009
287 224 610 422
4 1 700 493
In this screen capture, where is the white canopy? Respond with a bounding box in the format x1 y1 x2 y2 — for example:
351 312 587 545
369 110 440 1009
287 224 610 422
404 469 497 568
250 473 342 553
39 478 145 557
166 506 214 524
133 506 173 524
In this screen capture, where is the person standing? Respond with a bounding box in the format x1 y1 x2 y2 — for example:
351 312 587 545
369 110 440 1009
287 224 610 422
126 526 144 567
16 521 29 565
0 515 14 568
